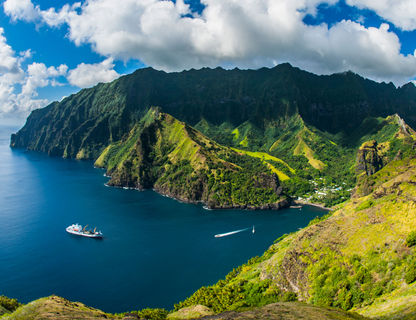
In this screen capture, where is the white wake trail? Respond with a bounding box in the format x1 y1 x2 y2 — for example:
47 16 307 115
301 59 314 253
214 228 249 238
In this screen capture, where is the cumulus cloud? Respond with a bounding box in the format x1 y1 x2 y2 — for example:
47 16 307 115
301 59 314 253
3 0 39 22
6 0 413 84
0 28 68 118
346 0 416 31
0 21 119 119
21 62 67 96
67 58 120 88
3 0 416 85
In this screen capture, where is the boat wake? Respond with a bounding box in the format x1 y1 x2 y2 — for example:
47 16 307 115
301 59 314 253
214 228 249 238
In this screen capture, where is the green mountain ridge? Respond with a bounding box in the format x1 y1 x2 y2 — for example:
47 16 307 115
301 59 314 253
10 64 416 160
94 107 288 209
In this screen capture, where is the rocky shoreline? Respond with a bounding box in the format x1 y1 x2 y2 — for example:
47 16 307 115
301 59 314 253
102 166 325 212
105 177 292 211
154 186 291 211
292 199 332 211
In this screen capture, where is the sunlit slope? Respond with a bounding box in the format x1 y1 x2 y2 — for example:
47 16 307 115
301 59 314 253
1 296 116 320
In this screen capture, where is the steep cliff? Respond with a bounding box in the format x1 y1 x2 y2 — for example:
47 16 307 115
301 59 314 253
10 65 416 160
356 140 384 176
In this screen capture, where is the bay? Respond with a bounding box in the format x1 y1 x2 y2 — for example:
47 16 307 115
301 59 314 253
0 125 326 313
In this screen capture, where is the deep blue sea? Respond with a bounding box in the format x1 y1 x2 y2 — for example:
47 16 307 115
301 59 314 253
0 125 325 313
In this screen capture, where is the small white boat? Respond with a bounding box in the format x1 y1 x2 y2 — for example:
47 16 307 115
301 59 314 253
66 224 103 238
252 225 255 234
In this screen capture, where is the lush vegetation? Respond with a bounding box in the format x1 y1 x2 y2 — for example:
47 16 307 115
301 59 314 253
308 249 415 310
121 308 169 320
406 231 416 247
0 295 20 313
11 61 416 211
174 246 297 313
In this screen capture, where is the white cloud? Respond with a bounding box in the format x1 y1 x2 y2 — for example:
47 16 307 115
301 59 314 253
3 0 416 85
3 0 39 22
346 0 416 31
39 2 80 27
28 0 415 84
67 58 119 88
22 62 67 96
0 28 68 118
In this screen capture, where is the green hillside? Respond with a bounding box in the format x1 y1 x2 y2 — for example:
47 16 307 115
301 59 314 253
95 107 287 209
1 296 116 320
173 146 416 319
0 296 369 320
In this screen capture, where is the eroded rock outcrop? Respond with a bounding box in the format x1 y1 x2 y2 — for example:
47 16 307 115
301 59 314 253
356 140 383 176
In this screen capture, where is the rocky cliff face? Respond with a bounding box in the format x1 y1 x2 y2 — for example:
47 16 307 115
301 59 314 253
356 140 384 176
10 64 416 160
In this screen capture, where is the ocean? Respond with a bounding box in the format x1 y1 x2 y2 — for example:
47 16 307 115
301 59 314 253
0 125 325 312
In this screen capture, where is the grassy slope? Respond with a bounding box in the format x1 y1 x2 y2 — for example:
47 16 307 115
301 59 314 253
1 296 116 320
1 297 370 320
230 147 295 181
200 302 368 320
358 283 416 319
0 306 9 316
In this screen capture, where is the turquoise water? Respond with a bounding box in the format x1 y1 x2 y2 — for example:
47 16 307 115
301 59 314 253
0 125 326 313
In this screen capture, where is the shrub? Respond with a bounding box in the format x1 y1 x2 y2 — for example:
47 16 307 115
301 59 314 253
406 231 416 247
129 308 168 320
0 296 20 312
356 199 374 211
281 291 297 302
405 265 416 284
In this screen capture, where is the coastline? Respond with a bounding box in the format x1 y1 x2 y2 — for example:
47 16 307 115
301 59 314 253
153 186 291 211
103 181 292 211
293 199 333 211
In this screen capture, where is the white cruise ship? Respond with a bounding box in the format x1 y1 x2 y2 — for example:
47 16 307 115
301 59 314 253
66 224 103 238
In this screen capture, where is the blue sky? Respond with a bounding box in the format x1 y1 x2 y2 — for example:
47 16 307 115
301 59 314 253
0 0 416 124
